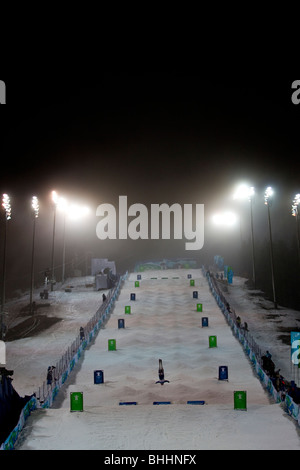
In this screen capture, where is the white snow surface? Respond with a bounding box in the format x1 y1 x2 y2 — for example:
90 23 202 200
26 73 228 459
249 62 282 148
4 269 300 450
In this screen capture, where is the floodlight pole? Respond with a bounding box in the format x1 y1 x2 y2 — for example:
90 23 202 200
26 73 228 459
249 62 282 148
61 203 91 283
296 211 300 268
30 215 37 312
249 195 256 289
265 191 278 310
1 194 11 340
233 186 257 288
1 217 8 340
50 195 57 292
62 212 66 285
30 197 39 313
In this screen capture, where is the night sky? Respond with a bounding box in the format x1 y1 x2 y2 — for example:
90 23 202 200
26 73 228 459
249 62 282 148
0 76 299 299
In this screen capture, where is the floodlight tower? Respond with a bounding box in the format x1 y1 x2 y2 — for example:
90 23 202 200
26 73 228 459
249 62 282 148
264 186 278 309
292 193 300 268
58 201 90 284
50 191 58 291
57 197 68 285
233 184 256 288
1 194 12 340
30 196 39 313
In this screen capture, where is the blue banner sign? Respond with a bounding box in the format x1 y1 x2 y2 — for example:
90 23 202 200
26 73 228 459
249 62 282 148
291 332 300 365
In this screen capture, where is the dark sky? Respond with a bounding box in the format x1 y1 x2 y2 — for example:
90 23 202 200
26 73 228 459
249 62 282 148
2 76 299 198
0 75 299 282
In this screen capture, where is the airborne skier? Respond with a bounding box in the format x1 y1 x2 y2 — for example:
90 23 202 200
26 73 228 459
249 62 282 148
155 359 169 385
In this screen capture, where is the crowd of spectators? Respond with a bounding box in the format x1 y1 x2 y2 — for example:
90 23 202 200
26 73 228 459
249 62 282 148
211 268 300 405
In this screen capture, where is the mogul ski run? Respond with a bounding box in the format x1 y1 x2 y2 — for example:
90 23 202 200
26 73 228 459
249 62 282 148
96 195 204 251
104 454 197 466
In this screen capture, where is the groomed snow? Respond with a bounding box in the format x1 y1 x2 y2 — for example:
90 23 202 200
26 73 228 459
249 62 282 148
6 269 300 450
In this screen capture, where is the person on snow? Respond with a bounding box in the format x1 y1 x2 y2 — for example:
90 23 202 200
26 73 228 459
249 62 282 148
47 366 55 386
158 359 164 381
80 327 85 342
261 353 275 376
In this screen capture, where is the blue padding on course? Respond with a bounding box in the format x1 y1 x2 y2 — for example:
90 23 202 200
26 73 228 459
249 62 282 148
187 401 205 405
153 401 171 405
119 402 137 406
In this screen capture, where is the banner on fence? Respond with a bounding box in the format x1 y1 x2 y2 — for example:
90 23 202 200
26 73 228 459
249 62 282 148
291 332 300 366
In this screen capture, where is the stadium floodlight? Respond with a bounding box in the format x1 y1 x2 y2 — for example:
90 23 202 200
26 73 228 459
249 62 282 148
30 196 39 312
2 194 11 220
264 186 277 309
292 194 300 217
233 184 255 201
264 186 274 206
32 196 39 218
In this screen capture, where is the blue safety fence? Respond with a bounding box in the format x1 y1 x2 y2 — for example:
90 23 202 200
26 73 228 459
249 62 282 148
35 272 128 409
0 396 37 450
203 266 300 426
0 272 128 450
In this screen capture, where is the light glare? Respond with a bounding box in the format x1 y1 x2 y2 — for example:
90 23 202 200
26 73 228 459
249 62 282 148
212 211 237 227
68 204 90 220
52 190 58 205
57 197 68 212
52 190 90 219
233 184 255 201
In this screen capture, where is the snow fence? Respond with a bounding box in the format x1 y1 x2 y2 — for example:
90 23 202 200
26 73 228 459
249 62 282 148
203 267 300 427
0 272 128 450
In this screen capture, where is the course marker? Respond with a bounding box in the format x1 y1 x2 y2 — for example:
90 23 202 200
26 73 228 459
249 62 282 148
119 401 137 406
187 400 205 405
153 401 171 405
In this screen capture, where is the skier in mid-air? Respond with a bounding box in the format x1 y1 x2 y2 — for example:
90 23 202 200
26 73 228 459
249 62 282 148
156 359 169 385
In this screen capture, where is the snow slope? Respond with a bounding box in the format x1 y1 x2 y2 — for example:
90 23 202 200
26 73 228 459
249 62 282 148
6 280 110 398
218 276 300 384
9 269 300 450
